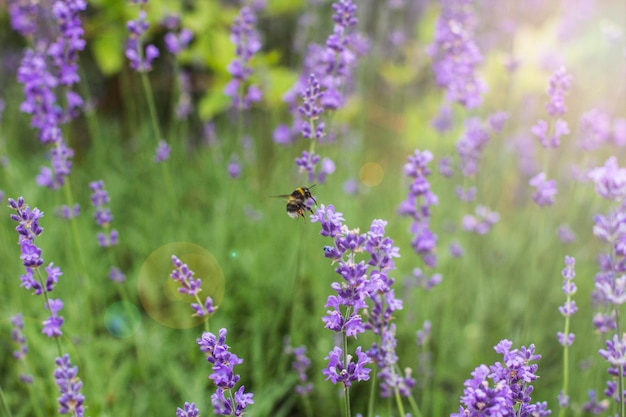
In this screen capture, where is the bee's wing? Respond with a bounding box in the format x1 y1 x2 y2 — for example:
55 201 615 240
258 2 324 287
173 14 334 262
270 194 291 198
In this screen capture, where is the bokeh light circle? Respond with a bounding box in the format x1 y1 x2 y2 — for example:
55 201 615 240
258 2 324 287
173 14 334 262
359 162 385 187
104 301 141 338
137 242 224 329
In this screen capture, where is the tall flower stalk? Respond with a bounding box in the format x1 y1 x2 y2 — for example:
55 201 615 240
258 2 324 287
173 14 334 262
12 0 90 289
125 0 175 203
588 157 626 416
529 67 572 207
312 204 419 417
557 256 577 416
399 149 439 281
428 0 486 109
451 340 550 417
170 255 217 332
224 4 263 178
8 197 86 416
197 329 254 416
274 0 362 184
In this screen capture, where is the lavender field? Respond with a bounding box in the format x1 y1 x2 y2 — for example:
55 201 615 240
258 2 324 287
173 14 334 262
0 0 625 416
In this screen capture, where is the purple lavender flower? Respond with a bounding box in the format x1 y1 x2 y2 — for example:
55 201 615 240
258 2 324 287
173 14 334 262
545 66 572 117
530 67 572 153
449 242 464 258
452 340 549 417
488 111 509 132
599 334 626 404
295 150 321 184
108 266 126 283
582 390 609 414
154 139 171 163
126 9 159 72
176 402 199 417
285 343 313 396
9 197 67 301
11 314 28 361
17 49 62 144
438 156 454 177
456 186 476 202
432 104 453 133
42 298 64 337
225 6 262 110
462 205 500 235
451 364 513 417
48 0 87 119
299 74 326 140
228 156 242 179
171 255 216 317
578 109 612 151
197 329 254 416
10 313 34 383
89 180 121 249
557 256 577 347
313 205 408 396
36 140 75 189
165 28 194 55
8 0 39 37
531 118 570 149
398 149 439 268
427 0 486 109
171 255 203 296
373 324 415 397
56 204 80 219
275 0 363 155
54 354 85 416
557 224 576 243
529 172 557 207
410 268 442 290
456 118 491 177
588 157 626 201
322 346 371 387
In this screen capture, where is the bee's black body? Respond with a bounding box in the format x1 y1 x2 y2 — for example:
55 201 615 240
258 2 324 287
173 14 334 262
276 186 317 219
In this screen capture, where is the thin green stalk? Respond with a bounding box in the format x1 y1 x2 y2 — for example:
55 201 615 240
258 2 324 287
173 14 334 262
35 267 64 357
343 383 351 417
77 65 103 155
367 371 377 417
557 314 571 417
0 385 14 417
61 176 94 334
139 71 175 205
391 367 407 417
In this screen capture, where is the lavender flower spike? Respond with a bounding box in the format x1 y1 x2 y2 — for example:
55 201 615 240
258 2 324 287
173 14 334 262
225 6 262 110
398 149 439 268
170 255 216 317
428 0 486 109
176 402 199 417
54 354 86 416
197 328 254 416
452 340 550 417
126 8 159 72
323 346 372 387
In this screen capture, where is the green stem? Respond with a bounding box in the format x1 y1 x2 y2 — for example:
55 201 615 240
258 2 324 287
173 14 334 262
0 384 13 417
139 71 176 204
367 371 377 417
77 65 103 155
35 268 64 357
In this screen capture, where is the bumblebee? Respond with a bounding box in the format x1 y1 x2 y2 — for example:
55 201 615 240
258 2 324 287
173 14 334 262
275 186 317 219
